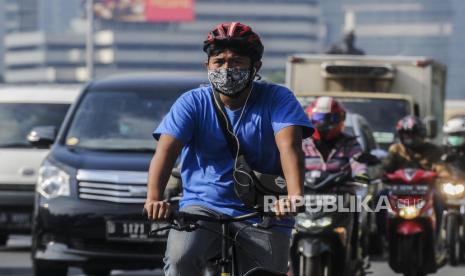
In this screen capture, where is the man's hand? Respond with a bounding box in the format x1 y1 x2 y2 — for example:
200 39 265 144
145 134 182 220
273 196 303 218
144 200 172 220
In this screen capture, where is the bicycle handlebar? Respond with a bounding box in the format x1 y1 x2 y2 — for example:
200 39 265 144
148 211 264 236
170 210 263 224
147 210 294 236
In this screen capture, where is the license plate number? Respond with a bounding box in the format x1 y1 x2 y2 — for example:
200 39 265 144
106 221 169 241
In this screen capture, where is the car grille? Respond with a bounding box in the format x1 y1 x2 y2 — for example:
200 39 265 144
77 169 147 204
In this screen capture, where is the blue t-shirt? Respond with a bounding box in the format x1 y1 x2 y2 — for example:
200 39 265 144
154 81 313 233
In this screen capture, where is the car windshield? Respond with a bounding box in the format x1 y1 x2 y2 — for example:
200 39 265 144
0 103 70 148
299 97 410 145
65 90 181 151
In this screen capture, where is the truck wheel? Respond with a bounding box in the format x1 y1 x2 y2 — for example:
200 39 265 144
33 260 67 276
447 215 460 266
0 233 8 246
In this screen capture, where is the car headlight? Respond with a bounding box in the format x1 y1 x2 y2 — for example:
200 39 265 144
296 215 332 228
37 161 70 199
399 206 420 220
442 183 465 197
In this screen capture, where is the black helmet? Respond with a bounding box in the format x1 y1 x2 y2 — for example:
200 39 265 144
396 115 426 147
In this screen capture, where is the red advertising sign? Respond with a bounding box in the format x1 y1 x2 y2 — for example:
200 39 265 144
93 0 195 22
145 0 195 22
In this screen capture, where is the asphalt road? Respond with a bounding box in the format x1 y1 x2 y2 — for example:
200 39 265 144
1 235 464 276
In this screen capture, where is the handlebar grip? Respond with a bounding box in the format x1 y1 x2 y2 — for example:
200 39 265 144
296 205 306 213
149 225 172 236
142 207 149 218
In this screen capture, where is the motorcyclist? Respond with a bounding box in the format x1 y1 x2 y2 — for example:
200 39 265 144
380 115 444 235
302 96 368 182
440 115 465 173
439 115 465 264
300 96 369 266
383 115 443 173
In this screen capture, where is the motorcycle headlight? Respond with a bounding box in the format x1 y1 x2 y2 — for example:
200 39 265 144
296 215 332 229
399 206 420 220
442 183 465 197
37 161 70 199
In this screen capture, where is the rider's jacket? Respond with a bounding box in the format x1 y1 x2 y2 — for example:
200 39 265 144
382 142 444 174
302 133 367 177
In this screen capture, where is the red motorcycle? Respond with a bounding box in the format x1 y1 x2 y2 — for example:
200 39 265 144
384 169 446 276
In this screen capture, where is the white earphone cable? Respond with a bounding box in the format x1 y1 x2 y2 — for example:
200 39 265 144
213 84 254 187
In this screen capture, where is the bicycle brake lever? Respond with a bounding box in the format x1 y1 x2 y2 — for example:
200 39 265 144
149 225 173 236
175 222 199 232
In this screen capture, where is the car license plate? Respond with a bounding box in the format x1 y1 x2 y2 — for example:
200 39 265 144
105 220 170 241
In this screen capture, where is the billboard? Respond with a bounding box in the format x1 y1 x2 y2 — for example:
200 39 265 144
94 0 195 22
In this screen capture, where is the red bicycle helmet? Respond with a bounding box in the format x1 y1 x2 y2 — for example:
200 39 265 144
203 22 264 61
306 97 346 141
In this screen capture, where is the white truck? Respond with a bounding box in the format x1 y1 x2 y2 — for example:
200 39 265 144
0 85 80 245
286 54 447 149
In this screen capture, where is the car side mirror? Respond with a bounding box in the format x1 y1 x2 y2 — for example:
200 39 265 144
27 126 56 148
355 152 381 166
424 116 437 139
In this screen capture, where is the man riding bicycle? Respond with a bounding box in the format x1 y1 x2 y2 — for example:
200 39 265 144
144 22 313 275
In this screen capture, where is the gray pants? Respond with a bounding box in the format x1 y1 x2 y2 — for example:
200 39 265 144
163 205 290 276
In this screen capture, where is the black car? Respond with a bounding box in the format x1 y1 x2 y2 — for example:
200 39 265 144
30 74 207 276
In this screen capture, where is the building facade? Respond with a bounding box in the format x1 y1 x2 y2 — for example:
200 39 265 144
0 0 82 80
4 0 320 83
4 0 39 33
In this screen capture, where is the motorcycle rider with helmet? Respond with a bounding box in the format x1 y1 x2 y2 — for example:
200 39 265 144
379 115 445 236
383 115 443 173
439 115 465 264
302 96 368 182
297 97 369 269
441 115 465 167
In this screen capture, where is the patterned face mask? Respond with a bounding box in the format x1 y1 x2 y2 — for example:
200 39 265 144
208 68 252 97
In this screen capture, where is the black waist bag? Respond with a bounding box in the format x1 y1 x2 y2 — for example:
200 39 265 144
212 91 287 209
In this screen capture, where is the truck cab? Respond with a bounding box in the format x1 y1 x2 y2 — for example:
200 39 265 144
287 54 446 149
